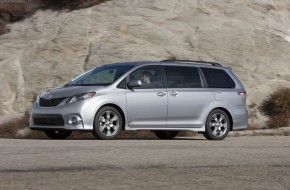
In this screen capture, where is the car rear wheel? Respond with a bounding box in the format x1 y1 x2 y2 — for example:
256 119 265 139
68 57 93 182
203 109 230 140
44 130 72 139
154 131 179 139
92 106 123 140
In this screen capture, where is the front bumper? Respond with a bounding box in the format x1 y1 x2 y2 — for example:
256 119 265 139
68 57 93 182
29 99 98 131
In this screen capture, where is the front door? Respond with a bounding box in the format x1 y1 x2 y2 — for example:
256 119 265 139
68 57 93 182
125 65 167 128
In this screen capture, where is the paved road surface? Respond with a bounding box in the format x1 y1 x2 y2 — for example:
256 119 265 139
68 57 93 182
0 136 290 190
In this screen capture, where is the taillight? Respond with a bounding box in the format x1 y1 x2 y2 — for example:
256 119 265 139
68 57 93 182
238 91 247 96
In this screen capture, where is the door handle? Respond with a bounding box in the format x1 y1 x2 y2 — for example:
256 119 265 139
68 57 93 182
157 92 166 97
169 91 179 97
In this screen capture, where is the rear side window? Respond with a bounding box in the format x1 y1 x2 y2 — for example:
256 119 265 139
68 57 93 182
201 68 235 88
164 66 202 88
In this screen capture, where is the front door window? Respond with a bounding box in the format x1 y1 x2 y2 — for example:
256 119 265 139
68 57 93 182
129 66 163 89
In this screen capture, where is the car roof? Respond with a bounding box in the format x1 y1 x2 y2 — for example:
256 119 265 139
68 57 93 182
104 62 144 67
105 60 226 69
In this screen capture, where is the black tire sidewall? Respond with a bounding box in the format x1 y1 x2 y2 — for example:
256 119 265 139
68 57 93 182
204 109 230 140
92 106 123 140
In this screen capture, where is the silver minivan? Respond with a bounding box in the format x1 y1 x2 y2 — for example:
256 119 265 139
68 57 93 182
29 60 248 140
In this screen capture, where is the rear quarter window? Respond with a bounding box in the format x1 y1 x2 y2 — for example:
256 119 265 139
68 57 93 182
201 68 235 88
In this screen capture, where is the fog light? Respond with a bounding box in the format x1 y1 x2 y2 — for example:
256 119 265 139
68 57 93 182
68 115 82 125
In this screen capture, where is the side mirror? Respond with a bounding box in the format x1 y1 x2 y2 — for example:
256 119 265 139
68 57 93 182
128 80 142 88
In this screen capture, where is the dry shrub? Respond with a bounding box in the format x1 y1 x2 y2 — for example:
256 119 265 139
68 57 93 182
0 110 45 139
266 114 289 129
178 131 198 137
0 111 30 138
247 123 266 130
259 88 290 116
0 0 42 34
283 130 290 136
119 131 156 139
259 88 290 128
43 0 108 10
0 22 9 35
0 0 108 35
0 0 42 21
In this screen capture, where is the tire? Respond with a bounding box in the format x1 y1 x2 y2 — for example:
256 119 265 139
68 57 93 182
154 131 179 139
203 109 230 140
44 130 72 139
92 106 123 140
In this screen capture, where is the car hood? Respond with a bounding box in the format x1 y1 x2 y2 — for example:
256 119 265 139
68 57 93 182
40 86 104 99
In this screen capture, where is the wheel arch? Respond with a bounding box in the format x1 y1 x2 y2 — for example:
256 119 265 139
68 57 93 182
97 103 126 131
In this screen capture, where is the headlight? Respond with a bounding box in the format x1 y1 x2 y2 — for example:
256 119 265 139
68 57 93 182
66 92 96 104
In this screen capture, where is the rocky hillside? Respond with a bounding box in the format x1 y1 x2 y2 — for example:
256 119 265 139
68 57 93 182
0 0 290 127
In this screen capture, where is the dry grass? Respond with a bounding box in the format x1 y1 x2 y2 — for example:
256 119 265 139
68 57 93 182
0 111 28 138
259 88 290 128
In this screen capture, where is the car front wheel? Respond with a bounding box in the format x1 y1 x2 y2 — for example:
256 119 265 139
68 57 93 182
92 106 123 140
203 109 230 140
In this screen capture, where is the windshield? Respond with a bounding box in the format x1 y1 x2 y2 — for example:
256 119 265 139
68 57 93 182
67 65 134 86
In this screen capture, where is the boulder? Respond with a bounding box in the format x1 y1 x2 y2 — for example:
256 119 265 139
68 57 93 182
1 0 290 126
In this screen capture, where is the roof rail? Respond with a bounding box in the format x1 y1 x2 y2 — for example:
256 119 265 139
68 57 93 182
160 59 223 67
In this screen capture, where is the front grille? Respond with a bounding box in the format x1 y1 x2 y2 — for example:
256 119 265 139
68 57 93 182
39 97 66 107
34 114 64 126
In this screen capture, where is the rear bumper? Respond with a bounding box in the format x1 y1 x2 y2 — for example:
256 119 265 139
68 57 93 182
231 106 248 130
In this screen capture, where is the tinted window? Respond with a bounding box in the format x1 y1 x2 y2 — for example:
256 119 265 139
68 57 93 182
68 65 133 86
201 68 235 88
129 66 162 89
164 66 202 88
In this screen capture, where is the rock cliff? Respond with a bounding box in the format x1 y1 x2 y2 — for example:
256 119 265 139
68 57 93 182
1 0 290 126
